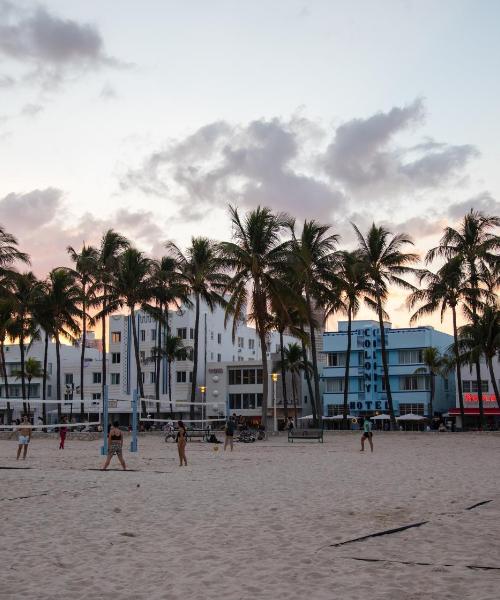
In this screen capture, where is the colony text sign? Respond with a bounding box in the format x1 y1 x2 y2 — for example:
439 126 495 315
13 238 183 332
463 393 497 403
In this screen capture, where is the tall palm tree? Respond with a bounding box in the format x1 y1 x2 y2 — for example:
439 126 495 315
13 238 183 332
47 269 82 420
150 334 186 418
408 258 475 427
166 238 227 420
290 220 339 424
458 304 500 412
10 272 41 409
0 294 15 423
220 206 292 428
67 244 99 417
13 357 44 412
353 223 418 429
0 225 30 283
278 342 312 425
106 248 153 412
413 347 447 421
326 250 375 429
96 230 129 401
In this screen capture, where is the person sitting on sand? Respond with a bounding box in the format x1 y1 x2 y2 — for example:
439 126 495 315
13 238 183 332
102 421 127 470
176 420 188 466
360 417 374 452
16 415 32 460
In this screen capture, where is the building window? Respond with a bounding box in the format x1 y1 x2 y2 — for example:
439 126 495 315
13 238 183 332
111 373 120 385
210 331 214 340
176 371 187 383
150 372 156 384
210 352 214 360
229 393 241 410
256 393 263 407
400 375 428 391
242 393 256 409
47 384 52 398
398 349 424 365
256 369 263 384
327 352 346 367
325 378 344 393
238 337 244 349
217 353 221 363
248 339 255 350
141 372 145 383
242 369 256 384
140 329 146 342
190 328 194 340
229 369 242 385
463 380 489 392
93 372 101 384
65 373 73 385
399 403 425 415
237 356 244 362
111 332 121 343
92 393 101 400
112 352 121 364
177 328 187 340
151 329 156 341
47 363 53 375
327 404 344 416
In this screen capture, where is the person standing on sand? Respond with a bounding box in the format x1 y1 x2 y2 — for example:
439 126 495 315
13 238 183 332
224 418 235 451
102 421 127 470
176 420 188 466
59 416 68 450
360 417 374 452
16 415 32 460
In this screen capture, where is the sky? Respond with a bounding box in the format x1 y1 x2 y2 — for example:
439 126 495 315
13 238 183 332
0 0 499 334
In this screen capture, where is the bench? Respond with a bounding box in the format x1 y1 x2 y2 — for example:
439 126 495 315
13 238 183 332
187 429 209 442
288 428 323 443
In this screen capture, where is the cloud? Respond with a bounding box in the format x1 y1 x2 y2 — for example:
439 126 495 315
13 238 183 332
322 99 478 197
447 191 500 221
99 82 117 100
20 102 43 116
0 187 63 228
0 73 15 87
0 2 126 89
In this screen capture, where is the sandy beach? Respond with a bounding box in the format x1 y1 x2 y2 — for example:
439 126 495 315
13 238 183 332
1 432 499 600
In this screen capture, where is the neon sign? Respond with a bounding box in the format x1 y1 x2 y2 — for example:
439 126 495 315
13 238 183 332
463 393 497 403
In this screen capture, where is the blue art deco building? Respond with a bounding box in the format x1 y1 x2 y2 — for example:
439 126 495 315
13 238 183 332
322 320 455 417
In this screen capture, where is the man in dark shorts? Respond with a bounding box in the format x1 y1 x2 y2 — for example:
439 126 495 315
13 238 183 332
360 417 374 452
224 418 235 451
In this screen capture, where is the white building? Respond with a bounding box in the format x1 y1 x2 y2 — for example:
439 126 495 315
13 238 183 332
107 299 299 419
449 356 500 428
0 336 104 423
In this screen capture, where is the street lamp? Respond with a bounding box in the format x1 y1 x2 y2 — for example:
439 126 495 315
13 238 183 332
271 373 278 433
199 385 206 429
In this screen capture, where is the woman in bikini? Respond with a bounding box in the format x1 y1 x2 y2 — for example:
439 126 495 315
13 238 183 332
176 420 188 466
102 421 127 470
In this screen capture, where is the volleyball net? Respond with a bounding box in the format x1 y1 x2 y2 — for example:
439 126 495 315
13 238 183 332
138 397 227 424
0 398 101 430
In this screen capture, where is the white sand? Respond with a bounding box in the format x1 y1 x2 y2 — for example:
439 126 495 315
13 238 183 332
1 432 499 600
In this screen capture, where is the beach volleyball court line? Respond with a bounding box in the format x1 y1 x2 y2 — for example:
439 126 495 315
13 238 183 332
344 556 500 572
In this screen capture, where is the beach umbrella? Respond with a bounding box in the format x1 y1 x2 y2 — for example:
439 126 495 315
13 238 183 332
396 413 426 421
298 414 313 420
323 414 356 420
370 414 391 420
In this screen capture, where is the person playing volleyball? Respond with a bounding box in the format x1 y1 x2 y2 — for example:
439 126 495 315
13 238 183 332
360 417 374 452
176 420 188 466
16 415 31 460
102 421 127 470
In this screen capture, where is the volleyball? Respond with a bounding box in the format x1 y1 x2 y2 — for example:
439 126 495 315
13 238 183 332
213 446 219 452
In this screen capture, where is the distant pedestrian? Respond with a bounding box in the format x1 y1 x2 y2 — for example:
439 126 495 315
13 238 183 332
360 417 374 452
287 417 294 433
59 417 68 449
224 418 235 451
176 420 188 466
16 415 32 460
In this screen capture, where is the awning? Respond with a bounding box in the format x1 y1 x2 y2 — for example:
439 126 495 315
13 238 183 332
449 408 500 416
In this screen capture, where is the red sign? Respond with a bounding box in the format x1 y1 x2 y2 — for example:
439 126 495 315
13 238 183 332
463 393 497 403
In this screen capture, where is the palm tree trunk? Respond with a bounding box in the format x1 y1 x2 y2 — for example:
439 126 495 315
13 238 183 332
130 307 146 414
429 372 434 421
299 332 316 423
80 289 86 419
56 335 62 421
42 332 48 424
1 339 11 425
101 289 107 402
487 356 500 410
342 305 352 429
279 329 288 421
452 306 465 429
190 293 200 421
469 270 485 429
376 295 395 430
474 359 485 429
155 301 162 402
292 371 298 426
19 335 27 411
305 291 322 425
27 376 31 416
168 359 174 418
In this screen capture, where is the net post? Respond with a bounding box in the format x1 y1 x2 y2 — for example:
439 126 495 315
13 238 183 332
130 389 138 452
100 385 109 456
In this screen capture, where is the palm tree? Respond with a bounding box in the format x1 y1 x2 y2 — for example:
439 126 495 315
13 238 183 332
413 347 447 421
96 230 129 401
150 334 186 418
458 304 500 412
408 258 474 427
278 342 312 425
326 250 375 429
47 269 82 420
0 294 15 423
0 225 30 282
353 223 418 429
10 272 42 408
67 244 99 417
107 248 153 412
289 220 339 424
426 210 500 429
13 357 44 413
220 206 292 428
166 237 227 420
